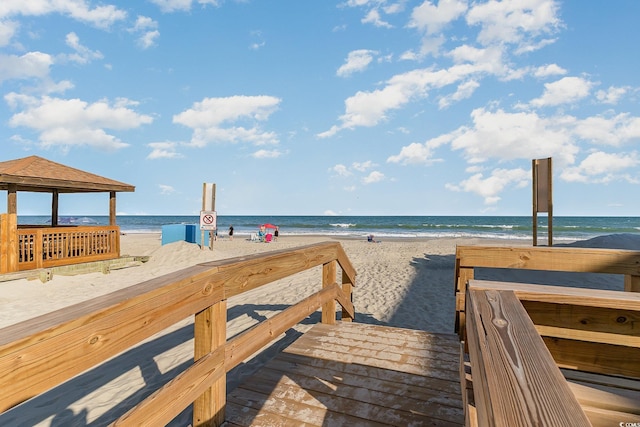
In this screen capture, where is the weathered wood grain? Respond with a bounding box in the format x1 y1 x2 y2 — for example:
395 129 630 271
466 289 590 426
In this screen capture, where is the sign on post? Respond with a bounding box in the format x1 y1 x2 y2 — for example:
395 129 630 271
200 210 217 231
532 157 553 246
201 183 216 250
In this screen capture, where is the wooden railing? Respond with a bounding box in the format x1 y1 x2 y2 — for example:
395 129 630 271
464 286 592 426
464 280 640 426
454 245 640 338
0 213 120 272
16 225 120 270
0 241 356 426
456 245 640 425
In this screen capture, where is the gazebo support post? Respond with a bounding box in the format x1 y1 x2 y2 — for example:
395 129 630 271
109 191 116 226
7 184 17 215
51 190 59 227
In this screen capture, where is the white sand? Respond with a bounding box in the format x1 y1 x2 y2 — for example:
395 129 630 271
1 233 639 426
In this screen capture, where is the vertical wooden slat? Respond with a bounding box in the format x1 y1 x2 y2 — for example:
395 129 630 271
0 214 7 273
455 266 474 337
35 228 43 269
322 260 337 324
341 268 354 322
193 300 227 427
625 274 640 292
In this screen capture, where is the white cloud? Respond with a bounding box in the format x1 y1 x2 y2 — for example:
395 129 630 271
0 20 18 47
409 0 467 35
573 113 640 147
449 108 579 165
5 94 153 150
387 141 437 165
352 160 375 171
337 49 378 77
0 0 127 29
62 32 104 64
139 30 160 49
533 63 566 78
149 0 220 13
439 79 479 109
252 149 282 159
466 0 561 51
446 168 529 205
158 184 176 195
362 170 385 184
147 142 182 159
362 9 393 28
331 164 352 177
319 67 458 136
131 16 160 49
595 86 628 105
530 76 593 107
561 151 640 183
174 95 281 147
0 51 53 83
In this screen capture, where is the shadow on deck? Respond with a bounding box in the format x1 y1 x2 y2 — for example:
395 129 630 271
225 322 464 426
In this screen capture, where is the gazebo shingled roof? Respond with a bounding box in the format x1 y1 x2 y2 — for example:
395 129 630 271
0 155 135 193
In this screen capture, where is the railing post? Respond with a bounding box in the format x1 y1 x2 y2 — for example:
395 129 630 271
455 266 474 338
193 299 227 427
625 274 640 292
0 214 9 273
322 260 337 324
341 270 354 322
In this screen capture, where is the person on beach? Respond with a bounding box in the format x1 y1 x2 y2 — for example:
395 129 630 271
228 225 234 241
274 227 279 241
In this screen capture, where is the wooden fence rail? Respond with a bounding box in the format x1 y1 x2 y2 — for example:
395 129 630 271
0 241 356 426
454 245 640 338
464 280 640 425
1 213 120 273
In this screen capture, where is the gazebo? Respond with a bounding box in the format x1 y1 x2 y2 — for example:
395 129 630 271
0 155 135 273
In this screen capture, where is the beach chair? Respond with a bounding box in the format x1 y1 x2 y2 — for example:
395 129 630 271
265 233 272 243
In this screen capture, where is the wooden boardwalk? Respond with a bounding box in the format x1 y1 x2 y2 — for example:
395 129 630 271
225 322 465 426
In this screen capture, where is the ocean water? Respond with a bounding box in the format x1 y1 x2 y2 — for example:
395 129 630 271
18 215 640 242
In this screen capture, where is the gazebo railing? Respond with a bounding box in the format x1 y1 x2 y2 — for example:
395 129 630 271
1 214 120 273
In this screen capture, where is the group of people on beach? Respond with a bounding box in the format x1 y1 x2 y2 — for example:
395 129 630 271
226 225 280 242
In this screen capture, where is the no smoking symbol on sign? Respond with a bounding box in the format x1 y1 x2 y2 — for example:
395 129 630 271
200 211 217 230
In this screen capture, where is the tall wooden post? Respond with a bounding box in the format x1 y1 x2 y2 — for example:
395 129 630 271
51 190 59 227
109 191 117 226
7 184 17 215
201 183 216 250
193 300 227 426
532 158 553 246
322 260 337 324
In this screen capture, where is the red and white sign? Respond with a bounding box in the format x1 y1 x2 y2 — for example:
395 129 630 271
200 210 217 230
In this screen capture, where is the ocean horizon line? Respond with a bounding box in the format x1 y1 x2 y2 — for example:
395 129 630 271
16 214 640 242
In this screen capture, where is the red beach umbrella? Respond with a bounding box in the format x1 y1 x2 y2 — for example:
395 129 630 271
261 223 277 229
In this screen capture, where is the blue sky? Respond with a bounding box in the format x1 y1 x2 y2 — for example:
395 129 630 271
1 0 640 216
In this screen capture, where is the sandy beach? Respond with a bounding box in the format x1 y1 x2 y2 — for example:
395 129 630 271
1 232 638 426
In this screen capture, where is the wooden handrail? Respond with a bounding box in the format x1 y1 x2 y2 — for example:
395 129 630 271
454 245 640 337
465 288 591 426
0 241 356 427
469 279 640 379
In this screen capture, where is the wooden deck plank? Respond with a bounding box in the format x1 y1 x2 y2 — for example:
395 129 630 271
285 325 460 375
225 322 464 426
267 353 462 398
